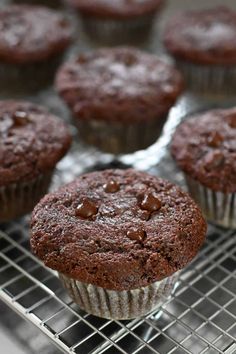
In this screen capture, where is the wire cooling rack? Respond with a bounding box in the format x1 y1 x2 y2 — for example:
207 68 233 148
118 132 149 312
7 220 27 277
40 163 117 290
1 93 236 354
1 0 236 352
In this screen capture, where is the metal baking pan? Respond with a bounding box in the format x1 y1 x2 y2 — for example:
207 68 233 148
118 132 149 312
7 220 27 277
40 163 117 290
0 0 236 353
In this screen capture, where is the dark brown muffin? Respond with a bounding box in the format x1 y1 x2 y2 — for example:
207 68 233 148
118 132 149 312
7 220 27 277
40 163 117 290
30 169 206 319
0 5 72 92
163 7 236 93
171 108 236 228
66 0 164 44
0 100 71 222
31 169 206 290
56 47 184 154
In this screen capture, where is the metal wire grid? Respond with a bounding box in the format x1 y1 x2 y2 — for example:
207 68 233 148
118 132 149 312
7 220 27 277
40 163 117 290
0 219 236 354
0 128 236 354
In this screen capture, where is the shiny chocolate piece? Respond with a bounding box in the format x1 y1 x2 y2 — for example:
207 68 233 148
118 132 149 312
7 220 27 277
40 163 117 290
103 180 120 193
140 192 162 212
228 116 236 128
204 150 225 171
127 228 146 242
31 169 207 291
207 131 223 147
76 199 98 219
171 108 236 193
13 110 29 126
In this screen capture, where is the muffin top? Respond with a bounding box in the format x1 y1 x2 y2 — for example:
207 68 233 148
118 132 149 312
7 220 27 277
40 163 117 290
0 100 71 186
31 169 206 291
0 5 72 64
56 47 184 123
171 108 236 193
163 6 236 65
66 0 163 19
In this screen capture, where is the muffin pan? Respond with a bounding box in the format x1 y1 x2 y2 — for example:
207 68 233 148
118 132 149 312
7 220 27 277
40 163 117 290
0 0 236 353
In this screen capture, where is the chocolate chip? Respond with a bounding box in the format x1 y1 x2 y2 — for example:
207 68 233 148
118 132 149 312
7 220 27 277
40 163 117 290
103 180 120 193
207 131 223 147
76 199 98 219
140 192 162 212
228 117 236 128
58 19 69 29
204 151 225 171
123 53 136 66
127 228 146 242
13 111 29 126
140 210 151 221
77 54 88 64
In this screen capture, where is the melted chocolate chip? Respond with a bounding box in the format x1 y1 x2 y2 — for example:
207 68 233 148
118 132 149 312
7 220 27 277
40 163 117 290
140 210 151 221
228 117 236 128
207 131 223 147
77 54 88 64
13 110 29 126
127 228 146 242
76 199 98 219
124 53 136 66
140 192 162 212
204 150 225 171
103 180 120 193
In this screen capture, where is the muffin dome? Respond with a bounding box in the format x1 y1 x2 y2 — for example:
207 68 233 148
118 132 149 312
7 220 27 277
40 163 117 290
0 5 72 64
31 169 206 291
171 108 236 193
0 100 71 186
164 6 236 65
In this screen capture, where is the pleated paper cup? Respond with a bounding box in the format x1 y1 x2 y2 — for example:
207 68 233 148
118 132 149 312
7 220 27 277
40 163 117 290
75 114 168 155
174 59 236 95
0 172 53 222
79 13 157 45
185 175 236 229
59 272 179 320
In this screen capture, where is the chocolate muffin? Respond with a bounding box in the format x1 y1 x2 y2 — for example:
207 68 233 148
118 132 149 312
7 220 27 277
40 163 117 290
31 169 206 319
0 100 71 222
0 5 72 93
66 0 164 44
163 6 236 94
171 108 236 228
56 47 184 154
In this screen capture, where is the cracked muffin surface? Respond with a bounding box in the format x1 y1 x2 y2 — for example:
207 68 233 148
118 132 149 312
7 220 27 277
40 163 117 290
171 108 236 193
0 100 71 186
31 169 206 290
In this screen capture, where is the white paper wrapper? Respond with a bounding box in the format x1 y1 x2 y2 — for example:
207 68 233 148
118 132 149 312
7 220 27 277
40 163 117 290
59 272 179 320
80 13 157 45
185 175 236 229
174 59 236 95
0 55 62 95
75 114 168 155
0 172 53 222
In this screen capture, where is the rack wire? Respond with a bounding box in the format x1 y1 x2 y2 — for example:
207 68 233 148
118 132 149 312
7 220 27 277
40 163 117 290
1 206 236 354
1 98 236 353
1 0 236 352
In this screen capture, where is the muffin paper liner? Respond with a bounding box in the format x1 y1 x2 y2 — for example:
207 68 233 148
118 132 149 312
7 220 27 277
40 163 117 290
174 59 236 95
185 175 236 229
0 55 63 95
59 272 180 320
0 172 53 222
75 115 168 155
80 13 157 45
